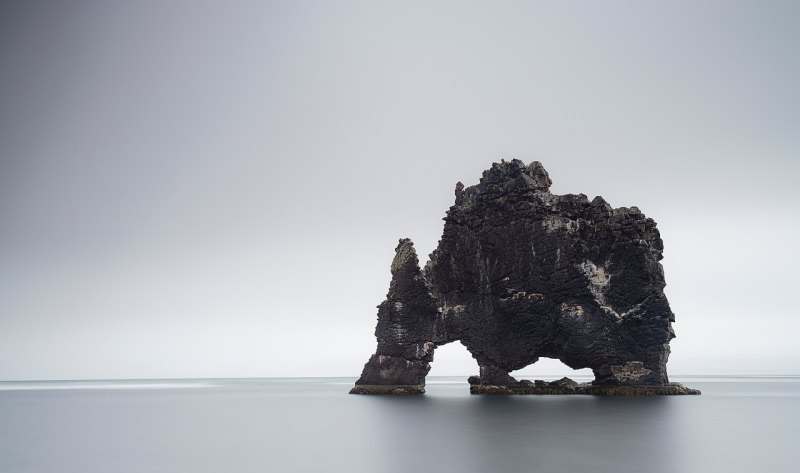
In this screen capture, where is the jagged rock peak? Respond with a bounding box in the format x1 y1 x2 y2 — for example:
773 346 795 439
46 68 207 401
389 238 419 275
525 160 552 191
386 238 430 303
478 158 552 191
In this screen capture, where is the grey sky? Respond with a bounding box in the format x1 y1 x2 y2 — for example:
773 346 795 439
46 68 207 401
1 0 798 380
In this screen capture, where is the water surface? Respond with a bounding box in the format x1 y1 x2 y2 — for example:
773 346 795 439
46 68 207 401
1 376 796 472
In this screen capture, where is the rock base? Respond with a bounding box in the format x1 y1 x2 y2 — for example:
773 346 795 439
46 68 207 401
349 384 425 395
470 382 700 396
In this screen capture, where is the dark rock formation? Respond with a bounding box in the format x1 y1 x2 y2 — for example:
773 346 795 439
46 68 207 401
351 159 697 395
469 377 701 395
349 239 441 394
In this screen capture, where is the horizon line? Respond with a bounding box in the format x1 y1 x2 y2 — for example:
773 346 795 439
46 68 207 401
2 374 800 383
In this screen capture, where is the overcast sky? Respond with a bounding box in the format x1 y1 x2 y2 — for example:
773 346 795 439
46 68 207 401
1 0 798 380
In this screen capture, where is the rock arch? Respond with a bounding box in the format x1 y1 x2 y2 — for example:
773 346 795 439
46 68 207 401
351 160 696 395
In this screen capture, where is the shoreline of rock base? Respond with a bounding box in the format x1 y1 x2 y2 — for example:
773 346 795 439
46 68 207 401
469 383 700 395
349 384 426 395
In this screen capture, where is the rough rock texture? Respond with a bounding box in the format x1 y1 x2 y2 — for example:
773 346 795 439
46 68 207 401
469 377 700 396
350 239 442 395
352 160 694 395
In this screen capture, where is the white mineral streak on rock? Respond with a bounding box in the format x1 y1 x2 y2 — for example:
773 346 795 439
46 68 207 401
510 291 544 301
390 323 408 341
560 302 585 317
414 341 435 358
610 361 652 382
580 260 621 318
542 215 578 233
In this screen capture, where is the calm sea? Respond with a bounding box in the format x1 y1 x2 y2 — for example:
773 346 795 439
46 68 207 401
0 376 797 473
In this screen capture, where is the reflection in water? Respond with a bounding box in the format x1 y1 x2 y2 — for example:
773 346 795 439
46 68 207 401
365 392 677 473
0 377 798 473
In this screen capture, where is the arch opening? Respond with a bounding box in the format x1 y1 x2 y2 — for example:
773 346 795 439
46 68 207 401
510 358 593 384
427 342 476 378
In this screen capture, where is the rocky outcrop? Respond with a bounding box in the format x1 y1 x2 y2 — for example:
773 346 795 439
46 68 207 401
351 159 697 395
350 239 442 394
468 376 700 395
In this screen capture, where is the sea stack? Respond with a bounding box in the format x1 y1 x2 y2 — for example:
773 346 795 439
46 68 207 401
351 160 698 395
